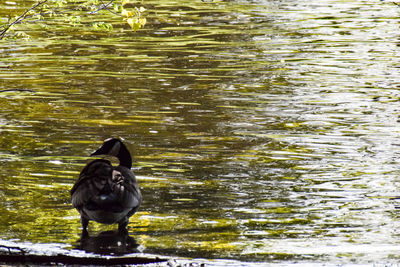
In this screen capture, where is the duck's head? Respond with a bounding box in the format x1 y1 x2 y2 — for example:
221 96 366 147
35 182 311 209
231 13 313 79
91 138 122 157
91 138 132 168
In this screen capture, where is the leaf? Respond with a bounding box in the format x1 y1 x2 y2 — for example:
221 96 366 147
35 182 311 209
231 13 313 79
92 22 113 31
121 9 134 18
139 17 146 27
127 18 139 30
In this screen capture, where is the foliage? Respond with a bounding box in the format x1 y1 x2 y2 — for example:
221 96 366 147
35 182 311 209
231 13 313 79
122 6 147 32
0 0 147 40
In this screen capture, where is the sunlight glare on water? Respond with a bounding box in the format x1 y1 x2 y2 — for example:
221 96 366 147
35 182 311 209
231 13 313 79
1 0 400 265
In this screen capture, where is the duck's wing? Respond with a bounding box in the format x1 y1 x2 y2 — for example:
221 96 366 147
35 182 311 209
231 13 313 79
112 166 142 211
71 159 113 209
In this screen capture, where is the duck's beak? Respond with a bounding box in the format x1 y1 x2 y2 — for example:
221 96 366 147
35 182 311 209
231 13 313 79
91 146 106 156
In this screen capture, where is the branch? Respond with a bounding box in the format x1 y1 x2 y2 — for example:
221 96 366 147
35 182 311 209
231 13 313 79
0 0 48 40
88 0 119 16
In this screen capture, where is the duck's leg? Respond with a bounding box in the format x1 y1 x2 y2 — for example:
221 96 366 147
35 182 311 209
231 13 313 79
118 217 128 233
81 217 89 236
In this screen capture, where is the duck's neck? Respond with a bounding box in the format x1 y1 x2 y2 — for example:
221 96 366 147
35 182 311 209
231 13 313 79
117 144 132 169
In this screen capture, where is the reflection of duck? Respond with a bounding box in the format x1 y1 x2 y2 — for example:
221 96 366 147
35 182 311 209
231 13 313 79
71 138 142 234
78 230 141 255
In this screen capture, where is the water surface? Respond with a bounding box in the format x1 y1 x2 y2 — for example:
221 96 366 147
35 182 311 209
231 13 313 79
2 0 400 265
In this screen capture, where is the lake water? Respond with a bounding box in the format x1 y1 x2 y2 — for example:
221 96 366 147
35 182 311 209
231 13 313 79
2 0 400 265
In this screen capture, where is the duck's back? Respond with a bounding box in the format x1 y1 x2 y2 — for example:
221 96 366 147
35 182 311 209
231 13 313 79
71 159 141 224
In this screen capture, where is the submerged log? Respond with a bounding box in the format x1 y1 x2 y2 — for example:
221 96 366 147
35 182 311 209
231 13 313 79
0 241 168 265
0 253 167 265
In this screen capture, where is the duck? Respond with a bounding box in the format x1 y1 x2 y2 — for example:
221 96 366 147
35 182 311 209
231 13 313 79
71 138 142 234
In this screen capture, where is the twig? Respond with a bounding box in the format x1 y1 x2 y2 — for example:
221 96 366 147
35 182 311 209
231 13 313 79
0 0 48 40
88 0 119 16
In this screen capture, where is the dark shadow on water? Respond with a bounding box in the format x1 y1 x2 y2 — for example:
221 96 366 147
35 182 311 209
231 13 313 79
77 230 141 256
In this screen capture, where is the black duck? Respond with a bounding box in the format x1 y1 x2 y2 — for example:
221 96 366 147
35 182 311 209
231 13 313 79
71 138 142 234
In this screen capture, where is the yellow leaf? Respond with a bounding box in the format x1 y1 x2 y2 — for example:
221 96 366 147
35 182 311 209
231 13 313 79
139 17 146 27
139 6 146 12
121 9 134 17
126 18 140 31
127 18 134 28
132 22 140 31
